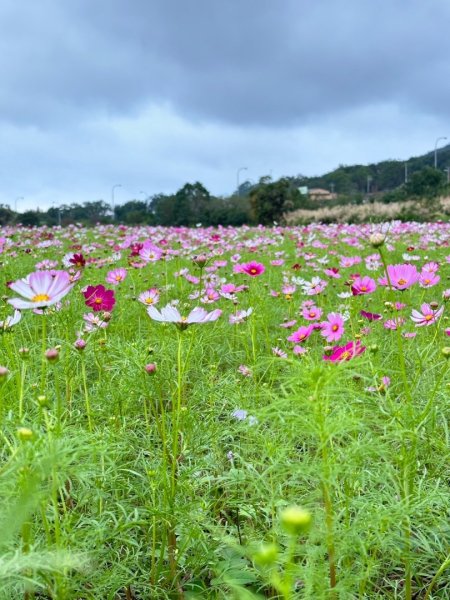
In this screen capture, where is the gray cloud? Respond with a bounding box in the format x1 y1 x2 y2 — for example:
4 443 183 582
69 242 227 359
0 0 449 210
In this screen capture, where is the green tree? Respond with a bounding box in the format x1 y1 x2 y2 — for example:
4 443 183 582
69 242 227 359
405 167 445 198
249 177 301 224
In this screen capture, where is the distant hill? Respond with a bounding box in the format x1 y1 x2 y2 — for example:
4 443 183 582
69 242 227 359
292 144 450 196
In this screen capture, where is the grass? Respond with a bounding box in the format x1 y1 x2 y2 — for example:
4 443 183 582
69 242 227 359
0 221 449 599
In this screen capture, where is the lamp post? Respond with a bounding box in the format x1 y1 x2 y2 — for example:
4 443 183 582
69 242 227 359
434 137 447 168
236 167 248 196
111 184 122 220
15 196 24 213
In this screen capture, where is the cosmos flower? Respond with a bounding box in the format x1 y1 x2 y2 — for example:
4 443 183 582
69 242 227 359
138 288 160 306
239 261 265 277
411 303 444 326
320 313 345 343
418 272 440 288
147 304 222 329
7 271 75 310
384 264 420 290
83 285 116 312
323 340 366 362
0 310 21 330
351 275 376 295
360 310 382 321
287 325 314 343
105 268 127 285
302 305 323 321
83 312 109 331
229 308 253 324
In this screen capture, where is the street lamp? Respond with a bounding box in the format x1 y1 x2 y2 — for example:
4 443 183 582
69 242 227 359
111 184 122 219
15 196 24 213
236 167 248 196
434 137 447 168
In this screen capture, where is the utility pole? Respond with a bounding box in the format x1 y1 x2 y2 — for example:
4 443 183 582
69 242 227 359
434 136 447 168
236 167 248 197
111 184 122 220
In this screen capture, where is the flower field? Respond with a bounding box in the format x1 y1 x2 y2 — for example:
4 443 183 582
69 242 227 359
0 221 449 599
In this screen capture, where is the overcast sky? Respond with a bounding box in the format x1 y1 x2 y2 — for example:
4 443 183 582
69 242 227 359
1 0 450 212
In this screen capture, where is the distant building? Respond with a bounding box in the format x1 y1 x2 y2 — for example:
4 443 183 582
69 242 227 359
308 188 337 201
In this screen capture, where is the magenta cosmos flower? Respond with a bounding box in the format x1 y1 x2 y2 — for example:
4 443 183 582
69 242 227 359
323 340 366 362
105 268 127 285
351 275 376 295
7 271 75 310
83 285 116 312
239 261 265 277
384 264 420 290
410 303 444 326
320 313 345 342
147 304 222 329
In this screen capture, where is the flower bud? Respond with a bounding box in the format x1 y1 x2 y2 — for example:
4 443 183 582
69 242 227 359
144 363 157 375
253 543 279 566
0 366 9 379
369 233 385 248
37 394 50 407
19 347 30 358
74 339 87 351
441 347 450 359
45 348 59 362
280 506 312 536
17 427 34 441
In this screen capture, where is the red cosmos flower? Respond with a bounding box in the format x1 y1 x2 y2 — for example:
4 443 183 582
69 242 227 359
323 340 366 362
69 253 86 268
83 285 116 312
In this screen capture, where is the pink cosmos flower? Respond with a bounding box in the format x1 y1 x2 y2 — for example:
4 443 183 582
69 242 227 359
384 317 405 330
105 268 128 285
238 365 252 377
138 288 160 306
201 288 220 304
324 267 341 279
323 340 366 362
240 261 265 277
7 271 75 310
83 312 109 331
293 345 308 355
411 303 444 326
302 306 323 321
280 320 297 329
147 304 222 329
418 272 440 288
287 324 314 343
320 313 345 343
139 242 163 262
83 285 116 312
384 264 420 290
445 328 450 336
351 275 377 295
272 347 288 358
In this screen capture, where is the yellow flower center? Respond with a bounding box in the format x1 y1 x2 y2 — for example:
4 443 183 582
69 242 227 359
360 286 367 291
397 278 406 286
115 275 122 281
425 314 433 321
332 325 339 331
32 294 50 303
250 268 257 274
145 298 154 304
94 297 102 304
340 351 350 360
